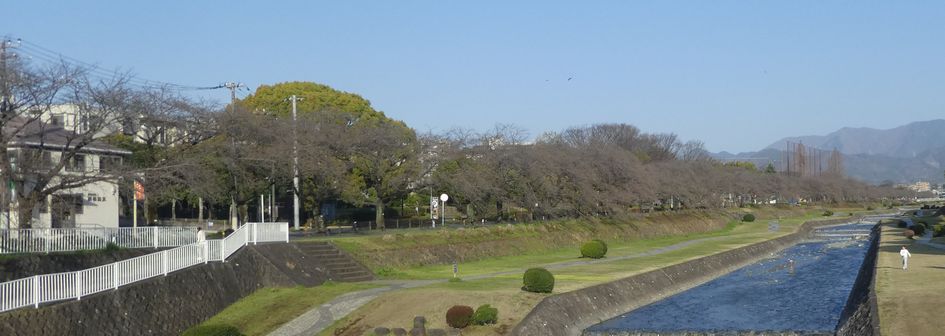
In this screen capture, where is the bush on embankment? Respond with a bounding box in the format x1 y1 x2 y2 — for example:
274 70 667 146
742 213 755 222
580 239 608 259
331 207 812 270
445 305 474 328
522 268 555 293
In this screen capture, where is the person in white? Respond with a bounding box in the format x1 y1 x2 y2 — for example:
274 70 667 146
196 227 207 244
900 246 912 270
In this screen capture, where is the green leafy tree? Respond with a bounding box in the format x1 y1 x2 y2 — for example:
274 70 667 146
764 163 777 174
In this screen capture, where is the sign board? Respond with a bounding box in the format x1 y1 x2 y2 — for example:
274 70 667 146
440 193 449 202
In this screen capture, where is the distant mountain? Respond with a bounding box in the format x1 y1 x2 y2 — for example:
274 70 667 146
766 119 945 158
715 119 945 184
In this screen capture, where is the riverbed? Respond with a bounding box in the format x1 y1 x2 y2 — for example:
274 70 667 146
585 223 874 335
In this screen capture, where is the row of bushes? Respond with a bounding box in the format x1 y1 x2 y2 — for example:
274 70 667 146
446 304 498 328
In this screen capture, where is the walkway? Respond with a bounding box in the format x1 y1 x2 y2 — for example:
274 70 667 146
267 235 729 336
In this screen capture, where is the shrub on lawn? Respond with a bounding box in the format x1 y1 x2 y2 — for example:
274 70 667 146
182 325 244 336
446 305 474 328
904 229 915 239
222 228 235 237
823 210 834 217
742 213 755 222
522 268 555 293
472 304 499 325
866 206 875 211
911 223 927 236
934 225 945 238
897 220 908 228
580 240 607 259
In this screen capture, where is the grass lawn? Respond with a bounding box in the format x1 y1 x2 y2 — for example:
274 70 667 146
318 210 854 335
874 224 945 336
186 282 379 336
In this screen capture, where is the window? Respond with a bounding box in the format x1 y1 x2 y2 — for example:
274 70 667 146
100 156 121 172
67 154 85 172
50 114 64 126
86 193 105 202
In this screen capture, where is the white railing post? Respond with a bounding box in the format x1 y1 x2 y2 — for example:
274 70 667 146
32 275 39 308
153 226 159 249
285 223 289 243
244 226 249 246
113 264 119 290
44 229 50 254
203 242 208 264
220 240 225 262
162 250 169 276
76 272 82 300
253 223 258 245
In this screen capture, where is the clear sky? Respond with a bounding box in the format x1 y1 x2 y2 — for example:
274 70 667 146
5 1 945 153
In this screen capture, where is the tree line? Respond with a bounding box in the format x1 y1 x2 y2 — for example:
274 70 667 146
1 57 914 228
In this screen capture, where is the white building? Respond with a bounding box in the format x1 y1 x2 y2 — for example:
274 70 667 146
2 117 131 229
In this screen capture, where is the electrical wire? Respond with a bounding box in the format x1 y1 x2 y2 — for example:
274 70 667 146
12 38 225 91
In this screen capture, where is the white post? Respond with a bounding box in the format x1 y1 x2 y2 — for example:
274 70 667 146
113 264 119 290
253 223 258 245
285 223 289 243
153 226 158 249
76 272 82 300
44 228 50 254
220 240 225 262
203 242 208 264
32 275 39 308
259 195 265 222
162 250 169 276
244 225 249 246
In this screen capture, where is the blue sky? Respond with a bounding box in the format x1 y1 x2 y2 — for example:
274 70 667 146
5 1 945 152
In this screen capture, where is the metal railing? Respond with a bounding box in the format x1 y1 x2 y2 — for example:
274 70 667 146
0 226 198 254
0 222 289 313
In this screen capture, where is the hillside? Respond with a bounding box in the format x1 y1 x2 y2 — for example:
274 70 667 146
765 119 945 158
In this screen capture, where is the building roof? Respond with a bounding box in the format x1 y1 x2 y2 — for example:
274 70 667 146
4 117 132 156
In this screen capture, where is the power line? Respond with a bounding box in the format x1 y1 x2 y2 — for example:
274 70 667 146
10 38 224 91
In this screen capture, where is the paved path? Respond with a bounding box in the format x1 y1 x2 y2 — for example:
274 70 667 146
916 231 945 250
267 235 729 336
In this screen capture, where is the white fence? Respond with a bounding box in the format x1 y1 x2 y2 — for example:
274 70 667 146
0 226 198 254
0 222 288 313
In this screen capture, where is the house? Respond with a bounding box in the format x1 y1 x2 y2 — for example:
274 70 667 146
1 116 131 229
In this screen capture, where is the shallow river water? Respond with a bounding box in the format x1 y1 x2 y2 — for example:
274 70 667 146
585 223 873 335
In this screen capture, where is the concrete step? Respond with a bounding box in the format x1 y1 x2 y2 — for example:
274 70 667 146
334 274 374 282
327 265 364 273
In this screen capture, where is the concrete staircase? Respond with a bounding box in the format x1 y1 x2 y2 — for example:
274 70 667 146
294 242 374 282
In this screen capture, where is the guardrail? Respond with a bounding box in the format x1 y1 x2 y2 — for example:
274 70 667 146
0 226 198 254
0 222 288 313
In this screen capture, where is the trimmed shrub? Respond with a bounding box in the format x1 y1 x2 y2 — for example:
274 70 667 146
904 229 915 239
182 325 244 336
472 304 499 325
742 213 756 222
223 228 235 237
822 210 834 217
934 225 945 238
581 240 607 259
911 223 927 236
896 220 908 228
446 305 474 329
522 268 555 293
866 206 874 211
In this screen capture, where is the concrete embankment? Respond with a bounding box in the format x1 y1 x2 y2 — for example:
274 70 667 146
512 217 866 336
0 243 348 336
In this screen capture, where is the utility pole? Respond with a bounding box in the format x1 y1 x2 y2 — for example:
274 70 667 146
289 95 302 230
0 38 18 229
224 82 244 229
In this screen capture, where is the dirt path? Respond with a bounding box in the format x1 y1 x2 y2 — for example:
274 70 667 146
267 235 728 336
874 224 945 336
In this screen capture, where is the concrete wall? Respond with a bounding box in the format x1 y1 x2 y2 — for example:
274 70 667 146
835 224 881 336
0 243 331 336
512 217 859 336
0 248 156 282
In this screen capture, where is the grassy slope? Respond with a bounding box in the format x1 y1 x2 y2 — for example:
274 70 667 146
318 208 859 335
184 282 378 336
875 224 945 336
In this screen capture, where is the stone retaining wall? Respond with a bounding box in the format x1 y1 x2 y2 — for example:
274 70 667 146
835 224 881 336
511 217 860 336
0 243 330 336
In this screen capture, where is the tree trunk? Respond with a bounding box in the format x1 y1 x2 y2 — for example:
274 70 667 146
375 198 385 230
16 197 37 229
197 197 203 224
171 199 177 221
